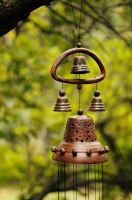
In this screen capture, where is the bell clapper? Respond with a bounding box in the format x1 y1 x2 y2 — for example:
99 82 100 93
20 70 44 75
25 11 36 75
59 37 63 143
77 80 84 115
95 82 101 97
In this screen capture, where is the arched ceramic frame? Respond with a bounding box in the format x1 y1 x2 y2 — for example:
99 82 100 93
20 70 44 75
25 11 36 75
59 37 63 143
51 47 106 84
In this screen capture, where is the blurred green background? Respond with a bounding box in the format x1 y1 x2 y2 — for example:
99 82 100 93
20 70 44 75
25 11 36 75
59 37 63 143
0 0 132 199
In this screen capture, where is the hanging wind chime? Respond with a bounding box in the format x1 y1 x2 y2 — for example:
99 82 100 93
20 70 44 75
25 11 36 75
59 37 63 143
51 1 109 199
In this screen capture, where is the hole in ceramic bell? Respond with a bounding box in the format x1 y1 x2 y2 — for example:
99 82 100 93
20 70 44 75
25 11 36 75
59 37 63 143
89 90 105 112
71 56 90 74
54 90 72 112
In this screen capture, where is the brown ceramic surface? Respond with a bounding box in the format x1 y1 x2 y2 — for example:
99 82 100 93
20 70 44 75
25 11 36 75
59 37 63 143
52 115 109 164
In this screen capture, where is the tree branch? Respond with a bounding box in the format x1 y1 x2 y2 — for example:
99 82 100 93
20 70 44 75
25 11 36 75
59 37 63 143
62 0 131 48
31 19 74 44
0 0 54 36
28 168 131 200
105 1 132 10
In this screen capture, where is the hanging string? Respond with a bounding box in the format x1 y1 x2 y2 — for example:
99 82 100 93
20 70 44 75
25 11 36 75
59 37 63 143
62 82 64 90
58 162 60 200
94 164 97 200
64 163 66 200
77 79 83 115
75 164 78 200
102 163 104 200
79 87 81 110
98 164 101 200
71 1 79 39
78 75 81 110
96 82 97 91
73 163 75 200
84 164 87 200
71 0 84 113
78 0 83 41
87 164 90 200
71 0 83 42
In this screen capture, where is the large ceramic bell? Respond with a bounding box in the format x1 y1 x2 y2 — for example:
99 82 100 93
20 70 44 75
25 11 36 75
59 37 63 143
54 90 72 112
71 56 90 74
89 90 105 111
51 115 109 164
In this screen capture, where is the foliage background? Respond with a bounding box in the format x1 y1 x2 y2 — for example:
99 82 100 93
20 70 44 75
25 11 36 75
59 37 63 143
0 0 132 199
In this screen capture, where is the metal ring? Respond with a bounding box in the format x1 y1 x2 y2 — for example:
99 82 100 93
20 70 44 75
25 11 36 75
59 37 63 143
51 47 106 84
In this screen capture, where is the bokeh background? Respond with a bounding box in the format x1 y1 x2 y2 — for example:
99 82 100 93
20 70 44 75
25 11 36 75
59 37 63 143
0 0 132 199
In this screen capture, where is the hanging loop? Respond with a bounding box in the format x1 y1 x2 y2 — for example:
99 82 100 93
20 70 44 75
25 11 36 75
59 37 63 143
51 47 106 84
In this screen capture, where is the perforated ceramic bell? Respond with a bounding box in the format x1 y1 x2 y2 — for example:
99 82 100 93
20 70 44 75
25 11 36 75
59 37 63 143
54 90 72 112
71 56 90 74
51 115 109 164
89 90 105 111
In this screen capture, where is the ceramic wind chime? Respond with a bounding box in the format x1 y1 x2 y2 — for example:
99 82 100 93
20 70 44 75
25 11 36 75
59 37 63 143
50 1 109 199
51 42 109 199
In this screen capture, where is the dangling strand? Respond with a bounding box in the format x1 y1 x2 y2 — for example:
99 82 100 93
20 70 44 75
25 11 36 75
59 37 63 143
73 163 75 200
58 162 60 200
75 164 78 200
71 0 83 44
84 164 87 200
102 163 104 200
71 1 79 43
62 82 64 90
78 0 83 43
77 83 83 115
78 82 81 109
71 0 84 116
64 163 66 200
87 164 90 200
98 164 101 200
94 164 97 200
96 82 97 91
95 82 101 200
